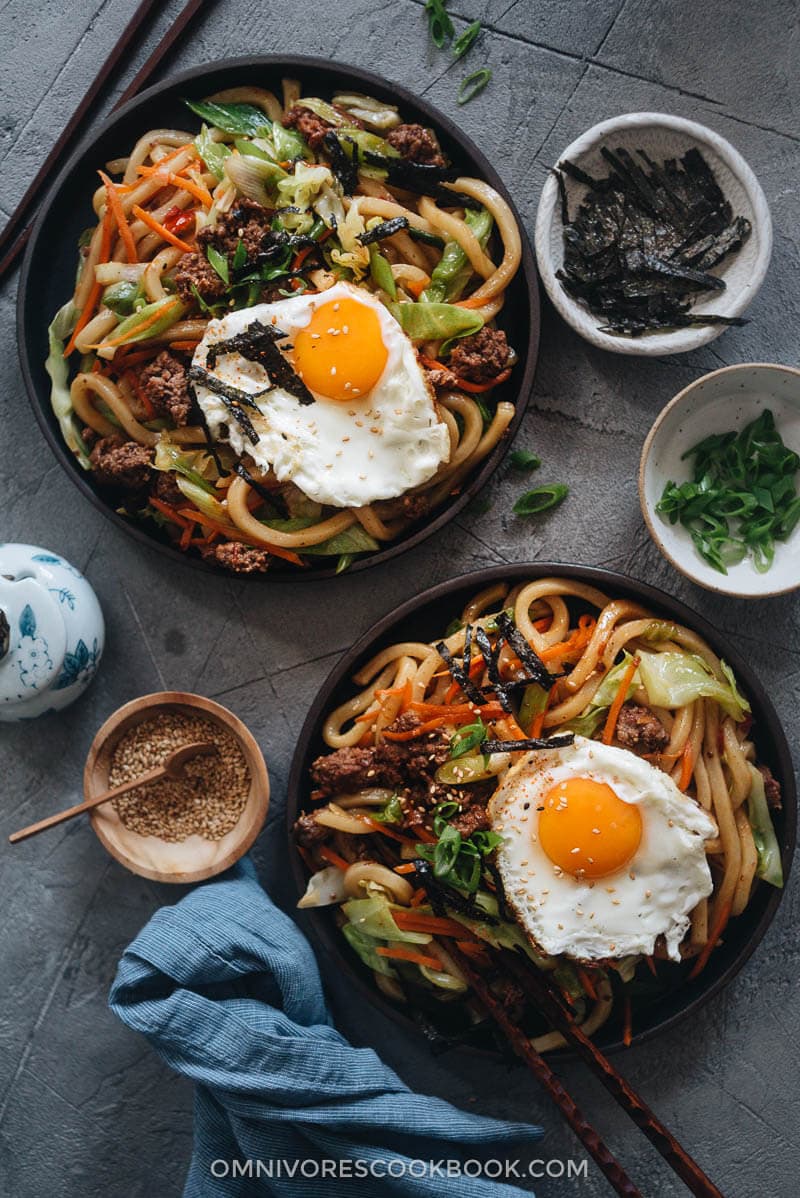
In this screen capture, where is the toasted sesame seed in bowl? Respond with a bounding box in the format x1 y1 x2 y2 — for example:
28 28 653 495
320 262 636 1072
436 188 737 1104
85 692 269 883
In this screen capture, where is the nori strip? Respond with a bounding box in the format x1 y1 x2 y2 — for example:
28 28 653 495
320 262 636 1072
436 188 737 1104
552 167 570 225
323 130 358 194
361 149 482 209
484 857 512 922
411 860 500 924
495 612 557 688
356 216 410 245
473 625 513 712
187 380 229 478
555 144 751 336
188 365 265 411
436 638 486 706
205 319 316 406
189 370 261 445
232 462 274 502
407 226 445 249
483 735 575 753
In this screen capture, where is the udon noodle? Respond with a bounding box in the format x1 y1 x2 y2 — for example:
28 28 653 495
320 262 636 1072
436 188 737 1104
48 80 522 573
295 578 783 1050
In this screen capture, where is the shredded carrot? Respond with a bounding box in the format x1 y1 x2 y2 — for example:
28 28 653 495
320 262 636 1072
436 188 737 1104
530 683 558 738
452 369 512 394
179 521 195 551
539 615 596 662
678 742 695 791
168 174 212 207
99 297 183 349
382 716 447 742
410 888 427 908
602 654 640 745
688 899 732 980
375 946 442 969
98 170 138 263
149 497 192 527
111 345 161 368
409 699 505 721
63 204 115 357
319 845 350 872
444 655 484 704
533 616 552 632
169 340 201 352
148 143 199 170
291 244 314 272
123 369 156 420
132 204 193 253
455 939 492 964
357 816 409 843
393 863 417 875
645 955 658 978
413 825 437 844
454 294 488 310
622 996 633 1047
393 911 477 939
405 275 430 299
576 966 597 1001
173 509 305 566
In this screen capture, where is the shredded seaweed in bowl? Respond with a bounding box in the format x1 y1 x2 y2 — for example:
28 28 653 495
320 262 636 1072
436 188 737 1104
554 145 752 337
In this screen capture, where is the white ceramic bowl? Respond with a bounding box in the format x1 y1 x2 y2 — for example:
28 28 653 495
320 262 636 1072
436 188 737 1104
535 113 772 356
639 364 800 597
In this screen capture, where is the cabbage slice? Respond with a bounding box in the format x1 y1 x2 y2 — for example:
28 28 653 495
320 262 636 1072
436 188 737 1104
637 651 750 722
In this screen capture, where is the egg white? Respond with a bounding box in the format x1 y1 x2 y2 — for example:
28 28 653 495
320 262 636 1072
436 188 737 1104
192 282 450 508
489 736 717 962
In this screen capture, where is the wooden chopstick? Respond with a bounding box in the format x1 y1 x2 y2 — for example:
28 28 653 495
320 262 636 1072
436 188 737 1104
442 938 643 1198
0 0 209 282
501 951 725 1198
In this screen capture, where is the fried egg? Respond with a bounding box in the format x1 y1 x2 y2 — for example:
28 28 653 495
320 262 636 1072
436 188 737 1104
489 736 717 962
192 282 450 508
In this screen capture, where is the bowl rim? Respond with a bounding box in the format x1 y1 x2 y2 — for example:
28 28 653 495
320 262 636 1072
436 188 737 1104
84 689 270 883
286 561 796 1056
17 53 540 583
639 361 800 598
534 111 773 357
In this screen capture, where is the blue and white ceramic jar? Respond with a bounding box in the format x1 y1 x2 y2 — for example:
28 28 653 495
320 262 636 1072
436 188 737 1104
0 544 105 721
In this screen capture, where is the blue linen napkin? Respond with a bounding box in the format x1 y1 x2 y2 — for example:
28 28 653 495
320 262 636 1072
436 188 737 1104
109 858 542 1197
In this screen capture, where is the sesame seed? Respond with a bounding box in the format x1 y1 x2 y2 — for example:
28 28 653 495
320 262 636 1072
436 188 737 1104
645 889 652 899
109 712 250 843
330 366 337 376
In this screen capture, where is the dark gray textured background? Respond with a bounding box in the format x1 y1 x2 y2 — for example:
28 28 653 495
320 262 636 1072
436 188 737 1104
1 2 799 1195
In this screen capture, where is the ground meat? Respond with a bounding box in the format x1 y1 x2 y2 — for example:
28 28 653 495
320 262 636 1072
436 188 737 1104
310 713 449 803
89 435 153 492
448 327 511 383
174 251 228 304
491 974 526 1020
151 471 184 507
759 764 782 810
386 123 446 168
294 811 331 848
400 494 430 522
422 363 458 391
284 104 362 150
139 351 192 426
615 703 669 754
197 198 273 261
208 542 272 574
450 802 490 838
81 426 98 450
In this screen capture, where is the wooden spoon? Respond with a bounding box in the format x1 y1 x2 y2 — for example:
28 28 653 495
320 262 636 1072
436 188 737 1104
8 741 218 844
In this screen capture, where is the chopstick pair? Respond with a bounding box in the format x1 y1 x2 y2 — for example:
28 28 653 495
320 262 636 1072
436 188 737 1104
0 0 210 282
442 938 724 1198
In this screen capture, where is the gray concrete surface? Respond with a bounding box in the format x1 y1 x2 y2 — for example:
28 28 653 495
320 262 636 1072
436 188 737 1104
1 2 799 1195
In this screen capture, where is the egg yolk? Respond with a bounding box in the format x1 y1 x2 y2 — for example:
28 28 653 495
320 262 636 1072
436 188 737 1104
538 776 642 879
292 297 389 401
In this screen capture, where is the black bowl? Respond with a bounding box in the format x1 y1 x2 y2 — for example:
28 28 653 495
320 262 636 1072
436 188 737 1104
17 55 539 581
287 563 796 1053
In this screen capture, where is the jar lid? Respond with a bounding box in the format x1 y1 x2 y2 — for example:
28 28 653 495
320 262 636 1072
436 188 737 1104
0 573 66 708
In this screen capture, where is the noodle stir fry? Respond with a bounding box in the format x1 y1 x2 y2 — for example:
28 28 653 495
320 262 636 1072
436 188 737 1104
48 80 522 573
294 578 783 1050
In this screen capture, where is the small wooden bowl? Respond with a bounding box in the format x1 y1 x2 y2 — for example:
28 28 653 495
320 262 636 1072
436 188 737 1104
84 691 269 883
